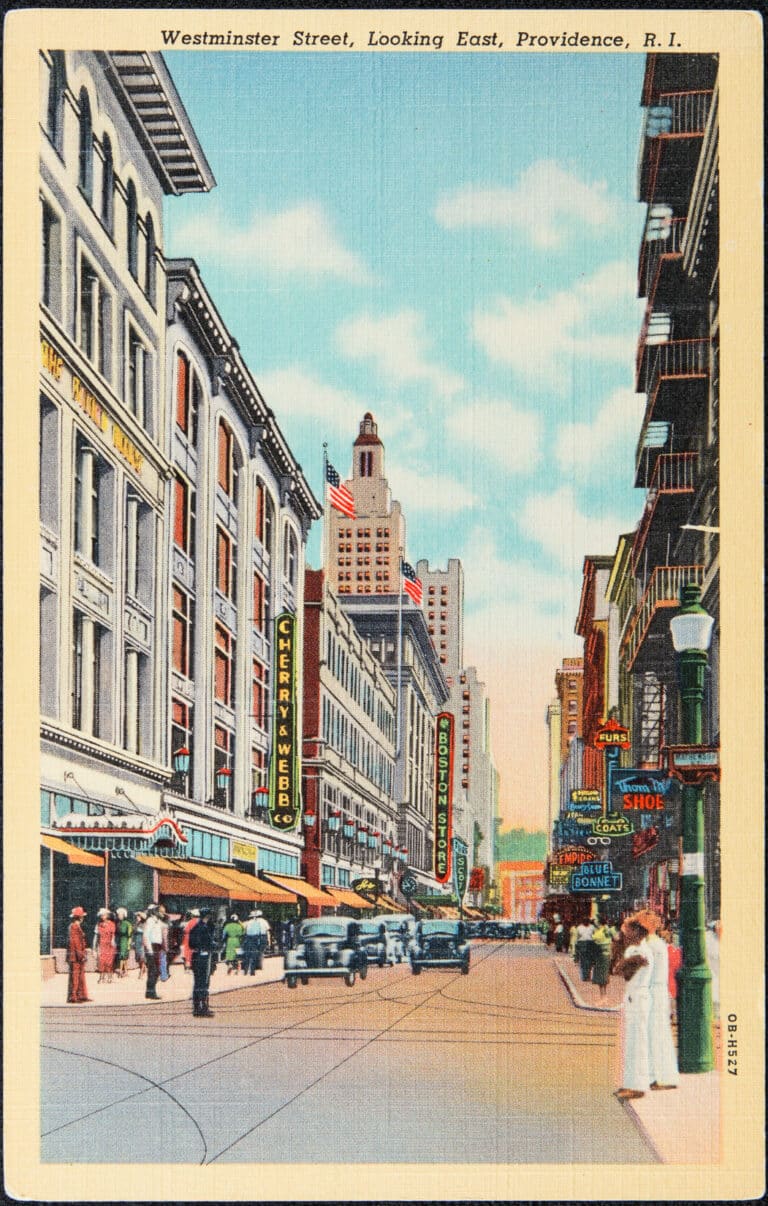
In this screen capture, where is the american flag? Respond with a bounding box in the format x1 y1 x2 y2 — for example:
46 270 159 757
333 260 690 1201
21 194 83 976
326 462 355 519
401 560 423 606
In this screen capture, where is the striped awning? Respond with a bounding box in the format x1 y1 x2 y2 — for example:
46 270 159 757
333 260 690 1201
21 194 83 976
41 834 104 866
260 873 331 906
196 864 296 904
371 894 403 913
324 887 374 910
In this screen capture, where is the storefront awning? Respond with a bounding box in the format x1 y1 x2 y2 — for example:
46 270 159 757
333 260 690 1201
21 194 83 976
203 864 296 904
156 871 231 900
168 859 257 901
261 873 332 906
371 893 403 913
41 834 104 866
324 887 374 910
136 854 187 872
462 906 485 919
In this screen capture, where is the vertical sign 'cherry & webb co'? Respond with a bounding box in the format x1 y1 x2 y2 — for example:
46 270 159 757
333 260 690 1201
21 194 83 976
269 612 300 829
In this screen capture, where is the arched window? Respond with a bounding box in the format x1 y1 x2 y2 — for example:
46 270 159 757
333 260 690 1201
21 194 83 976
47 52 67 151
144 212 156 305
101 133 114 232
264 492 275 557
78 88 93 201
126 180 138 278
283 523 298 588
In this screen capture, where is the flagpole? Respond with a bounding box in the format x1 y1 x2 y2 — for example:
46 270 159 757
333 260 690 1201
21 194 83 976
321 442 328 578
396 547 403 759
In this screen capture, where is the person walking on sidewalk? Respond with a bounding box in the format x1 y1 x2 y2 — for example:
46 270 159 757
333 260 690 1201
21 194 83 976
157 903 171 982
613 917 652 1100
636 910 679 1091
575 919 595 982
223 913 244 974
133 912 146 977
591 919 613 998
181 909 200 972
115 908 132 978
189 907 216 1017
142 904 163 1000
66 907 91 1003
242 910 269 974
93 908 116 983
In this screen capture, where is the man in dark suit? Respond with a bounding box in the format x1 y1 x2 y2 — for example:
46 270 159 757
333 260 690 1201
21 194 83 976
189 906 216 1017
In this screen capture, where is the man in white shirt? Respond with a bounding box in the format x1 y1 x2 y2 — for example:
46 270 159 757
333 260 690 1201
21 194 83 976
243 910 271 974
142 904 164 1000
575 920 595 981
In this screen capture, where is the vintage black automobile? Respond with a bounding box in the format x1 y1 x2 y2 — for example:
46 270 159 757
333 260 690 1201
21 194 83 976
371 913 416 962
409 919 471 975
284 918 368 987
358 919 404 966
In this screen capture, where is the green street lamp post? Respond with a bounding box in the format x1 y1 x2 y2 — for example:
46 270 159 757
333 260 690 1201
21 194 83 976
669 583 715 1073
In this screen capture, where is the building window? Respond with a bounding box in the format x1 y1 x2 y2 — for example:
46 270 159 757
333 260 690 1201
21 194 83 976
568 721 577 736
216 527 236 600
264 492 274 557
40 587 58 717
126 325 151 431
100 134 114 233
41 198 62 317
217 418 236 497
172 586 194 679
46 51 66 151
568 699 578 713
144 212 156 305
214 623 235 708
252 659 268 729
77 87 93 201
124 490 153 606
172 474 195 558
283 524 298 587
126 180 138 278
252 570 268 633
74 435 112 572
78 255 112 378
171 699 193 796
40 396 59 531
72 610 109 737
359 451 373 476
175 351 199 446
214 725 234 809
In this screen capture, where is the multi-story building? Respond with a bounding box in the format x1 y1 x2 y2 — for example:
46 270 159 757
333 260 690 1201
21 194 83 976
554 657 584 761
623 51 720 917
498 861 547 923
575 555 614 792
416 557 464 677
326 412 405 597
39 50 214 963
163 259 321 908
301 569 400 908
342 596 449 894
545 700 562 855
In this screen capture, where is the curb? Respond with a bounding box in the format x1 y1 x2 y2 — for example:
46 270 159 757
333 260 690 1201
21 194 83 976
554 959 621 1013
41 962 286 1008
619 1099 665 1163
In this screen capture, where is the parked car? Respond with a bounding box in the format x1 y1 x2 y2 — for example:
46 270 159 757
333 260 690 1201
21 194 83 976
358 920 401 966
409 919 471 975
371 913 415 961
284 918 368 987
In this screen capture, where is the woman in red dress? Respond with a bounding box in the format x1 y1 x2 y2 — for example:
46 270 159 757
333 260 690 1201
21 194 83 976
94 908 116 982
67 907 91 1003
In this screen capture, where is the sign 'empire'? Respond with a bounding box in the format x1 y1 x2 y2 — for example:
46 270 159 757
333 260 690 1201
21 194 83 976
268 613 299 829
434 713 454 882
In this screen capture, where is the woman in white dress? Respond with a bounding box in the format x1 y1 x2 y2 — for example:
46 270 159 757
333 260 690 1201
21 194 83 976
636 910 679 1090
614 918 652 1100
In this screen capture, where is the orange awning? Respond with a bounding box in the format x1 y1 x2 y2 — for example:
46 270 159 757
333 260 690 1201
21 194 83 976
41 834 104 866
167 859 257 901
136 854 187 872
157 871 230 900
261 873 331 906
324 887 374 910
202 864 297 904
373 894 403 913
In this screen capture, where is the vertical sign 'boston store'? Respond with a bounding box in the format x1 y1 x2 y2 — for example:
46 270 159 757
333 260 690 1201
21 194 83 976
269 613 299 829
433 712 454 882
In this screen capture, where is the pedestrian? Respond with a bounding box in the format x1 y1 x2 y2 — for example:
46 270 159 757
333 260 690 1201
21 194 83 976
636 910 679 1091
613 917 652 1100
115 907 133 978
66 906 91 1003
242 910 267 974
223 913 244 974
133 912 146 977
575 918 595 981
142 903 163 1000
181 909 200 972
662 926 682 1020
189 906 216 1017
553 921 566 953
93 908 116 983
591 918 613 998
568 923 578 958
157 903 171 981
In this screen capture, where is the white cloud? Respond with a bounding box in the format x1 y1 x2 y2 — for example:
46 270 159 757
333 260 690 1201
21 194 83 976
392 465 479 515
171 203 370 283
435 160 614 249
472 260 637 390
518 485 637 578
555 387 646 473
336 309 464 397
444 400 541 472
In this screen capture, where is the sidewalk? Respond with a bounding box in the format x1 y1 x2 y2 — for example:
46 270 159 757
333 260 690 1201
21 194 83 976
41 956 285 1008
554 953 721 1163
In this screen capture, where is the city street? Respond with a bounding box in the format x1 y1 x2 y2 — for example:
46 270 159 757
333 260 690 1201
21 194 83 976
41 941 656 1165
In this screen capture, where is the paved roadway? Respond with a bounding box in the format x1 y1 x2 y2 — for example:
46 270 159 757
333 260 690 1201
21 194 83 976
41 941 656 1164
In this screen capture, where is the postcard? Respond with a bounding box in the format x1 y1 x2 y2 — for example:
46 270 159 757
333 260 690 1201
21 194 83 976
3 6 764 1201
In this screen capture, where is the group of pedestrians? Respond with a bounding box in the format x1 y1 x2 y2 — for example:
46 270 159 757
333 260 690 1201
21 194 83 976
613 909 679 1100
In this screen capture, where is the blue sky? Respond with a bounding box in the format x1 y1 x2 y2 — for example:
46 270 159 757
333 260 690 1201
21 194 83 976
164 51 648 829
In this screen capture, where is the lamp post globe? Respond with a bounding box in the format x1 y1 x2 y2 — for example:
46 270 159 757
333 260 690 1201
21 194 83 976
670 582 715 1073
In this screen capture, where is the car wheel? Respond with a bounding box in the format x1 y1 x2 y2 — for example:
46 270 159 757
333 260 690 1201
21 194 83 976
286 976 297 989
378 954 386 968
344 970 356 987
360 962 368 981
461 957 470 975
300 976 309 985
411 964 421 975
